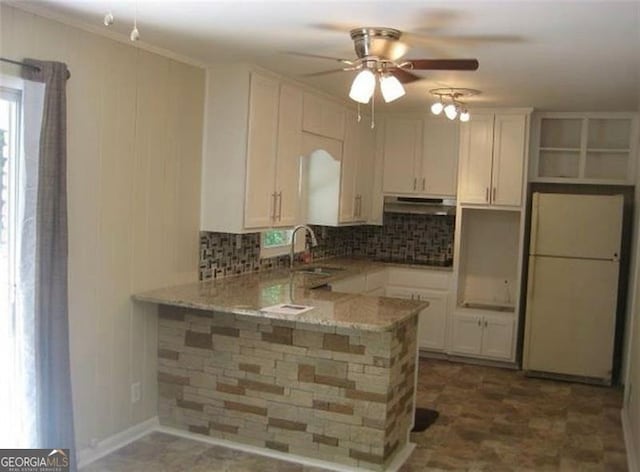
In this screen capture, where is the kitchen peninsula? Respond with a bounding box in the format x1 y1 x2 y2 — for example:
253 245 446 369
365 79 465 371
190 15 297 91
134 260 427 471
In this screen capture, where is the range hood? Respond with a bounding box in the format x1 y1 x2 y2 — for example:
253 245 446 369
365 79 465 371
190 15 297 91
383 196 456 216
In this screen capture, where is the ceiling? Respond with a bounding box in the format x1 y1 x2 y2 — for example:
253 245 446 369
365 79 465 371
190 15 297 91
15 0 640 112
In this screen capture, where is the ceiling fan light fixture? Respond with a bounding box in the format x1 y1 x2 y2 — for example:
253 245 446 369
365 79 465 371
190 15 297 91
430 101 444 115
379 74 406 103
444 103 458 120
349 69 376 104
460 110 471 122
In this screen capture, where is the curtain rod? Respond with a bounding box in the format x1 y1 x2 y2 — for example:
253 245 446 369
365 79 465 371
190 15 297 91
0 57 41 72
0 57 71 79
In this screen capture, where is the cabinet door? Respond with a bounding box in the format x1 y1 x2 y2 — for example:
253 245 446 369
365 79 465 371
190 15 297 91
302 92 345 141
413 289 448 351
382 118 421 194
422 118 459 197
274 84 303 227
339 112 359 223
451 312 483 355
458 113 494 204
355 119 375 221
244 73 280 228
481 315 514 360
491 114 526 206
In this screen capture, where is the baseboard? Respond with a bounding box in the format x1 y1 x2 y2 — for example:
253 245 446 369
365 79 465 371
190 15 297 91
622 408 638 472
77 416 159 469
156 424 414 472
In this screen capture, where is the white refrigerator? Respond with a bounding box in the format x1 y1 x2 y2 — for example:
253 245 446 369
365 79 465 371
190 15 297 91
523 192 623 384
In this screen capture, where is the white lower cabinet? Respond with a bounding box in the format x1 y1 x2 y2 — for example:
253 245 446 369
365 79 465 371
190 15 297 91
385 285 449 352
451 310 514 360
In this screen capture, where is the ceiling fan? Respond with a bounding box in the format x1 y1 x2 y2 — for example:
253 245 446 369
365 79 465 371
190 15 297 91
288 27 479 104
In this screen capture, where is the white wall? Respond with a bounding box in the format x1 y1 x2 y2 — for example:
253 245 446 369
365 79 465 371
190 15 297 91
622 16 640 466
0 5 204 450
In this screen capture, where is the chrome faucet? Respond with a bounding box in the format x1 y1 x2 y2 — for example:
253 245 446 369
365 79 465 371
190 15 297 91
290 224 319 269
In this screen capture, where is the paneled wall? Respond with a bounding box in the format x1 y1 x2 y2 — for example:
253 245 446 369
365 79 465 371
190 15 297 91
0 5 205 451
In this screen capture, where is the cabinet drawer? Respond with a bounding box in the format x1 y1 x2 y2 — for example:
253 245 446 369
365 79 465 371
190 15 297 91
386 268 451 290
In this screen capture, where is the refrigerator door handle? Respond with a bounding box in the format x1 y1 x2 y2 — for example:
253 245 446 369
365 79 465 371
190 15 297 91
530 194 540 255
529 258 536 298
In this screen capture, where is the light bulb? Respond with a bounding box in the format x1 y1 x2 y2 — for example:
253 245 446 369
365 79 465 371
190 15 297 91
430 101 444 115
444 104 458 120
349 69 376 104
460 110 470 122
379 74 406 103
103 12 114 26
130 26 140 41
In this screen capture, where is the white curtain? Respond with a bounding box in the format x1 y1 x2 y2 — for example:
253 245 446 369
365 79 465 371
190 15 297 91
0 77 44 447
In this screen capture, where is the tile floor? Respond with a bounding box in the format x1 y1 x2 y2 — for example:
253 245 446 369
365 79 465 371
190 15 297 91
82 359 628 471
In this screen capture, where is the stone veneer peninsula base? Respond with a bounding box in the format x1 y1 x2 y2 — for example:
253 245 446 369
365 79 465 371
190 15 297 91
156 304 418 471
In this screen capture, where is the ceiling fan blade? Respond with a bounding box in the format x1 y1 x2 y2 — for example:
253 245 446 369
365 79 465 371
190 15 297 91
310 22 361 33
283 51 354 65
406 59 479 71
301 68 348 78
404 32 524 49
389 68 422 84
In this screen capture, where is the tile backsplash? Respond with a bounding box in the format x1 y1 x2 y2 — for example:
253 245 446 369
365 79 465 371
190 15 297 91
199 213 455 280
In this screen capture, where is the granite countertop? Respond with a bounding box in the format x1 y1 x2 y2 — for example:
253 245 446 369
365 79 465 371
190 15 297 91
134 257 438 332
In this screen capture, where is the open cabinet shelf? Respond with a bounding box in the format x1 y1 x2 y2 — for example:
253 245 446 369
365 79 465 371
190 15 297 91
456 208 521 312
531 113 638 184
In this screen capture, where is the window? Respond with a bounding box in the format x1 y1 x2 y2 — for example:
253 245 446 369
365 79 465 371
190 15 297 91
0 85 22 444
260 228 305 259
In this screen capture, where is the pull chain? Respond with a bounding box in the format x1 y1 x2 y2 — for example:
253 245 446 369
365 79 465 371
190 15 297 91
370 96 375 129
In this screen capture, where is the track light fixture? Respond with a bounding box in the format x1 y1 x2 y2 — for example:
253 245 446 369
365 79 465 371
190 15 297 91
429 88 480 123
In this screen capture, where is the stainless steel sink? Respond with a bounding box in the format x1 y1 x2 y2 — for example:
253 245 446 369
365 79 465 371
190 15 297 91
292 266 345 277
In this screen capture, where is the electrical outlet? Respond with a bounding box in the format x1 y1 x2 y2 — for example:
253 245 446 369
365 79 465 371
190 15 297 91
131 382 141 404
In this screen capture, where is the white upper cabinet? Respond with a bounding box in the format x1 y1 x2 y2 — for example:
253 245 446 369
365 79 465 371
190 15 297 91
422 117 459 197
200 65 303 233
244 73 280 229
458 111 528 207
274 84 304 227
302 92 346 141
382 118 421 194
382 116 459 197
531 112 638 184
306 111 374 226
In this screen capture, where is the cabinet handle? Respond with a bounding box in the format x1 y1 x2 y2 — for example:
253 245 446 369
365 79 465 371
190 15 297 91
422 177 426 191
277 191 283 221
413 177 417 191
484 320 488 328
492 187 497 202
477 318 482 327
485 187 489 202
